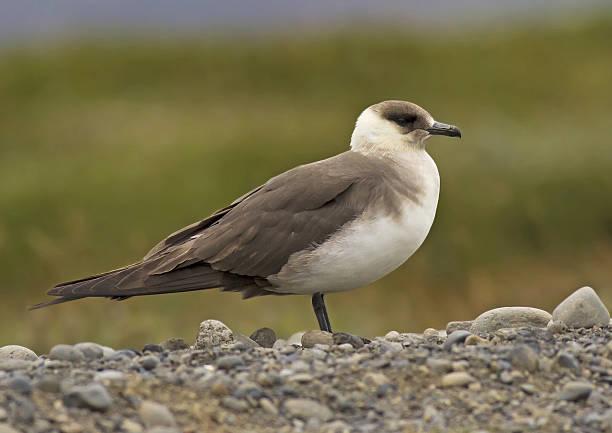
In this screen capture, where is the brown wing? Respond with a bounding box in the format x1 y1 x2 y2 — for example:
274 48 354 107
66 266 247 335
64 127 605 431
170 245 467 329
36 151 395 306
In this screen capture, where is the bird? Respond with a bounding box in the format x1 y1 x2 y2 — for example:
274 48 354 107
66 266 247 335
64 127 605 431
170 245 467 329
32 100 461 332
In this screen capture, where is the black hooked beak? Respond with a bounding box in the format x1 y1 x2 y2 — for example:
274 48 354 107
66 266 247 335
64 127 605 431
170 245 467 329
426 121 462 138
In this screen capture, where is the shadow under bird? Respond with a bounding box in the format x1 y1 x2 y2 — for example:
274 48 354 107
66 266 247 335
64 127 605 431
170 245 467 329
32 100 461 332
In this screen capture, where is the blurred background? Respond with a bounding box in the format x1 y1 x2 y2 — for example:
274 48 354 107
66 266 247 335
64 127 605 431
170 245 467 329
1 1 611 353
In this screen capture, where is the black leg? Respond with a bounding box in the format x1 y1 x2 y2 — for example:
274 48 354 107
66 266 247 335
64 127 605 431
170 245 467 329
311 292 332 332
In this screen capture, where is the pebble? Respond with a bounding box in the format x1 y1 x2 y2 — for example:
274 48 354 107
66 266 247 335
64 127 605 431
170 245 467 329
0 345 38 362
194 320 234 350
216 355 244 369
384 330 400 341
552 286 610 328
509 344 539 372
249 328 277 348
332 332 364 349
470 307 551 334
446 321 473 334
441 372 475 387
284 398 332 422
139 355 159 370
49 344 85 363
35 375 62 393
442 330 472 350
0 360 31 371
287 332 306 346
301 331 333 348
63 383 113 411
232 333 260 349
139 401 176 428
142 344 164 353
6 375 32 395
259 398 279 415
554 352 580 372
221 396 249 412
559 381 593 401
74 342 104 360
427 358 453 374
546 320 567 334
120 419 144 433
464 335 488 346
0 424 21 433
160 338 189 351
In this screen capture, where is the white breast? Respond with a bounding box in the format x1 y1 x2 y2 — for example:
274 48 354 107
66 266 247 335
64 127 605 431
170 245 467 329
269 151 440 295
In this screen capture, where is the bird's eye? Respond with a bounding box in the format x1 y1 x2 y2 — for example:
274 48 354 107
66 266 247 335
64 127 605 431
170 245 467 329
395 115 417 127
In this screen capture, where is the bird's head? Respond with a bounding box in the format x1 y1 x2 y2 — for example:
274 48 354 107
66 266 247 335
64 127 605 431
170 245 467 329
350 100 461 153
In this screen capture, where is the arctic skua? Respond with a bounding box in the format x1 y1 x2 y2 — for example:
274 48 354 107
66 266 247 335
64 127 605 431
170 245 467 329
33 100 461 332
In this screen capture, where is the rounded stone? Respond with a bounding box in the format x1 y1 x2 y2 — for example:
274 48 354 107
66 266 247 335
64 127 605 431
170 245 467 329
74 342 104 361
63 383 113 411
559 381 593 401
440 372 475 387
442 330 471 350
49 344 84 362
552 286 610 328
470 307 551 334
249 328 277 348
284 398 332 421
139 401 176 428
301 331 333 348
0 345 38 362
446 321 473 334
332 332 364 349
161 338 189 351
509 344 539 372
194 320 234 350
0 424 21 433
139 355 159 370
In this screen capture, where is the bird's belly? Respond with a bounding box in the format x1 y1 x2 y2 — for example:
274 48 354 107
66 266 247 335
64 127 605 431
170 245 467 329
269 198 438 294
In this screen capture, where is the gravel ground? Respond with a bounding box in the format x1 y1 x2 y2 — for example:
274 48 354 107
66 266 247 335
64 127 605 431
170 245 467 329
0 287 610 433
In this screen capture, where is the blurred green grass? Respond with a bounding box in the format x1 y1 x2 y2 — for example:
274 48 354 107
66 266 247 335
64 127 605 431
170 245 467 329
1 17 611 353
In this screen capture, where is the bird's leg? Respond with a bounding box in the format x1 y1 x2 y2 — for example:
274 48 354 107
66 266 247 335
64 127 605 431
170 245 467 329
311 292 332 332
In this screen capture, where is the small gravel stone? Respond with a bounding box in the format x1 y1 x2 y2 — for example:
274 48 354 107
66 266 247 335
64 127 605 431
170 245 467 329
552 286 610 328
259 398 278 415
139 355 159 370
464 335 488 346
559 381 593 401
232 333 259 349
221 396 249 412
301 331 333 348
142 344 164 353
63 383 113 411
139 401 176 428
470 307 551 334
509 344 539 372
161 338 189 351
384 330 400 341
554 351 580 372
0 345 38 362
35 375 62 393
287 332 306 346
249 328 277 348
74 342 104 360
0 424 20 433
332 332 364 349
442 330 471 350
446 321 473 334
120 419 144 433
49 344 85 362
284 398 332 421
216 355 244 369
194 320 234 349
427 358 453 374
441 372 475 387
6 375 32 395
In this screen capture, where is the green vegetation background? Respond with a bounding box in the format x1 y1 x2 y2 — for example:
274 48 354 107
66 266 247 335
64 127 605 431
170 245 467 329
1 17 611 353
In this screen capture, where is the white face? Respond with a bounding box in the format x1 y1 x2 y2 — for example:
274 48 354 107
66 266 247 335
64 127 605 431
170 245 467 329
350 106 435 152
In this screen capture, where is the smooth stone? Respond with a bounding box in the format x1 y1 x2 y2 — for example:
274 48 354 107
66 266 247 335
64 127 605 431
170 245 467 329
216 355 244 370
446 321 473 334
139 401 176 428
470 307 551 334
63 383 113 411
249 328 277 348
94 370 126 383
0 360 31 371
287 332 306 346
194 320 234 350
427 358 453 375
464 335 488 346
301 331 333 348
232 333 260 349
509 344 539 372
6 375 32 395
35 375 62 393
559 381 593 401
332 332 364 349
284 398 332 422
552 286 610 328
384 331 401 341
0 424 20 433
161 338 189 351
440 372 475 387
259 398 279 416
120 419 144 433
143 344 164 353
0 345 38 362
221 396 249 412
554 351 580 372
442 330 471 350
74 342 104 360
139 355 159 370
49 344 84 363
